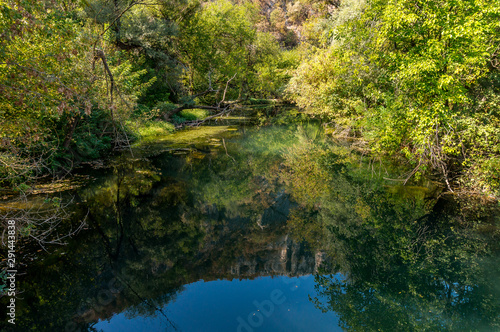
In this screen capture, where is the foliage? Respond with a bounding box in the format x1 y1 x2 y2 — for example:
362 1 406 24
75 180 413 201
0 0 179 187
0 0 325 190
177 0 257 100
253 38 303 98
0 0 94 184
287 0 500 197
177 0 298 102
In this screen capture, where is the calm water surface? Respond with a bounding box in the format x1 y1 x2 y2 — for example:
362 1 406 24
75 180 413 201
1 118 499 331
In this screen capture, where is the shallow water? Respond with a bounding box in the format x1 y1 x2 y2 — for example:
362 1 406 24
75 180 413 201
1 119 499 331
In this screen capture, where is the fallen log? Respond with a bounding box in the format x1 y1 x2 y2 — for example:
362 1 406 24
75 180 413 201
175 107 236 129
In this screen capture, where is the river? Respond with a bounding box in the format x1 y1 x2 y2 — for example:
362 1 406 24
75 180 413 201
0 115 499 331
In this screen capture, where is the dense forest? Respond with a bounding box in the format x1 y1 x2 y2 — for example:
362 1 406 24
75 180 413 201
1 0 499 199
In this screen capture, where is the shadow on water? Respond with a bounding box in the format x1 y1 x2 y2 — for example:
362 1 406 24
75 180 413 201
0 118 499 331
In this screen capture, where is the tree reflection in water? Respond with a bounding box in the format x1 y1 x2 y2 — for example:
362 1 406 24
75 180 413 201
1 123 498 331
281 137 500 331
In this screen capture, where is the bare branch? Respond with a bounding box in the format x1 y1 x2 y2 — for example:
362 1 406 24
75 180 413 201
0 194 86 251
218 73 237 108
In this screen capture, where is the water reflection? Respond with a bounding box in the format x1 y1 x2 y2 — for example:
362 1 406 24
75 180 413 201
280 135 500 331
1 122 499 331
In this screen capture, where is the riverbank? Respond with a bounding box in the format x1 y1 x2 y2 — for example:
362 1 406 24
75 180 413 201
2 106 499 204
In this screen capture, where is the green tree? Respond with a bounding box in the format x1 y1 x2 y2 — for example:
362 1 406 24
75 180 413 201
0 0 96 184
287 0 500 197
178 0 258 100
0 0 160 187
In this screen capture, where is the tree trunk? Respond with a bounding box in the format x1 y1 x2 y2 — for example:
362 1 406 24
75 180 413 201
113 0 122 43
63 116 79 151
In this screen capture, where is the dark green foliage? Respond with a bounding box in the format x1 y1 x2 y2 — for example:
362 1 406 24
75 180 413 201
72 112 113 160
